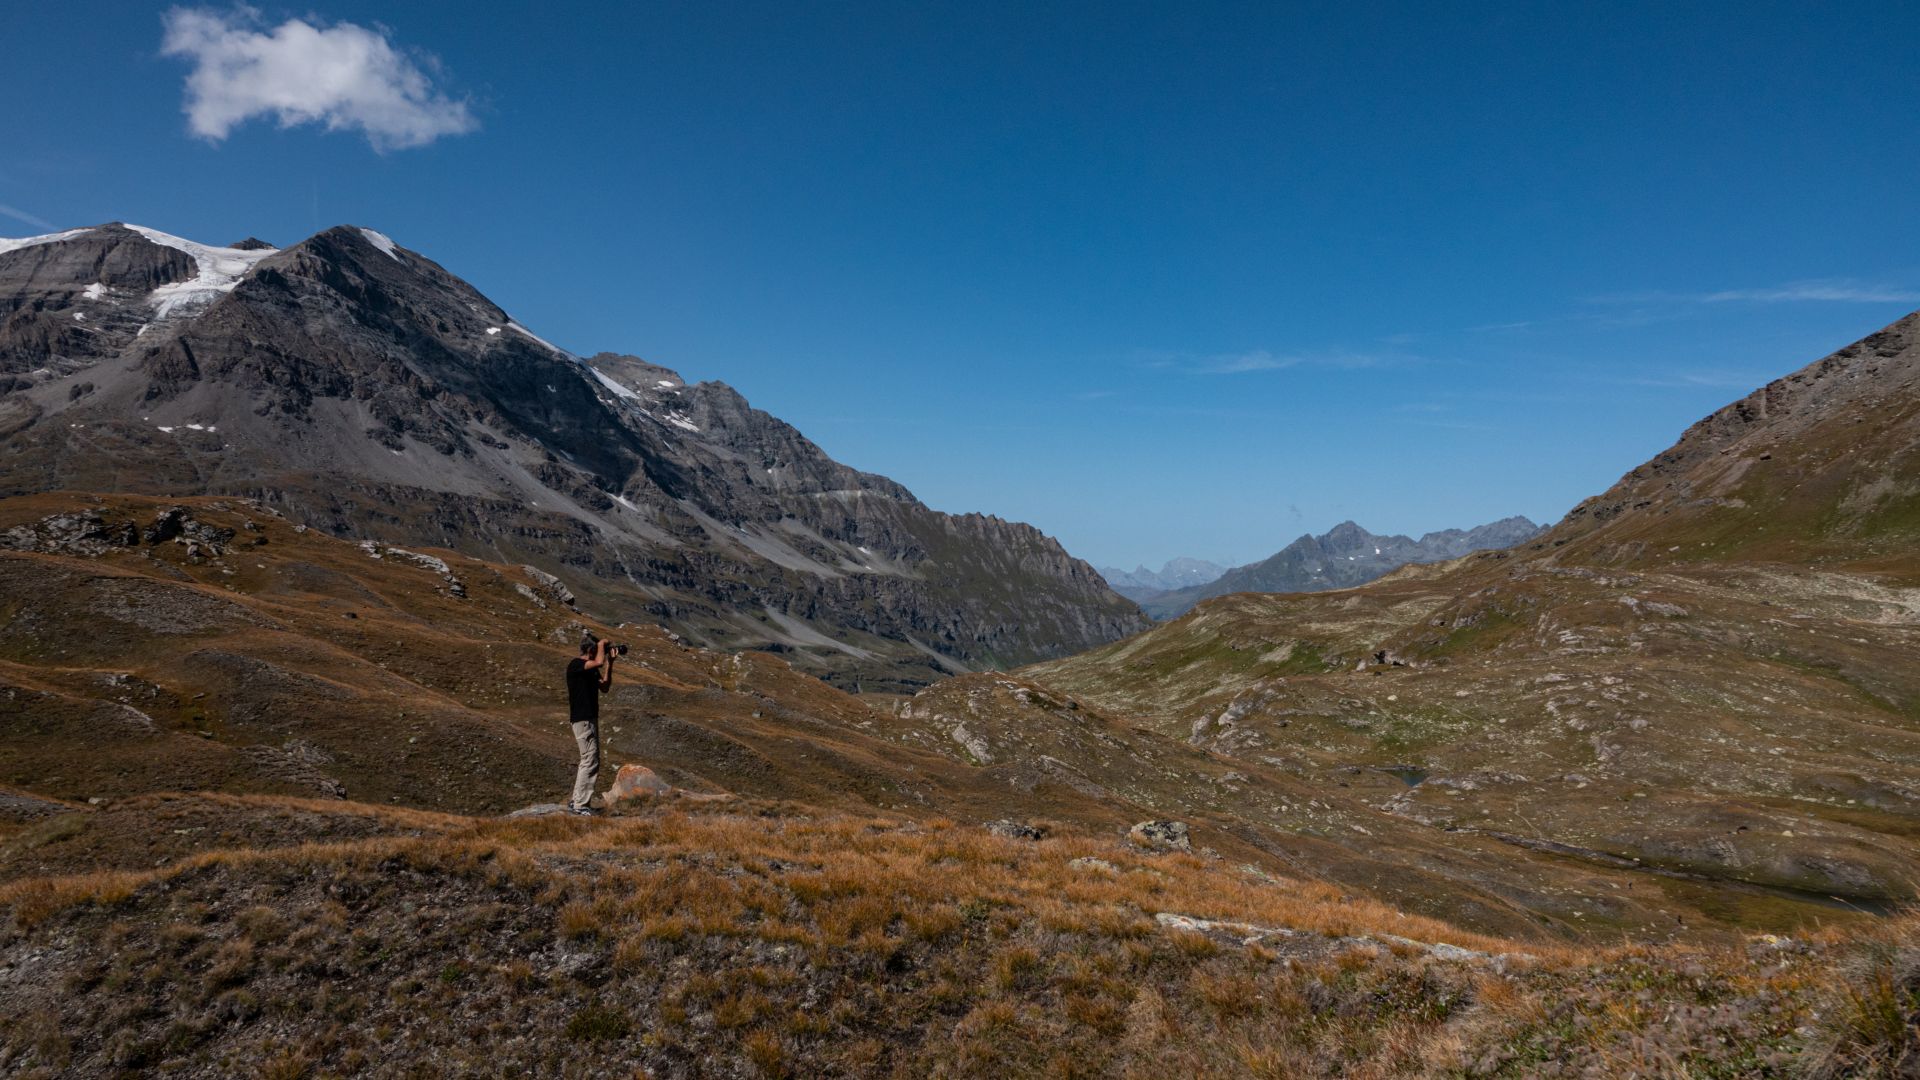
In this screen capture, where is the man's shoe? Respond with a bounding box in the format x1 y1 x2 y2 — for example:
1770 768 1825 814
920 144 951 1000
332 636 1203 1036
567 805 598 817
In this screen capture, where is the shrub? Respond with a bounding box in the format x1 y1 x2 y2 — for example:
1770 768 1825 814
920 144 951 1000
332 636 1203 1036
564 1006 631 1042
743 1029 788 1077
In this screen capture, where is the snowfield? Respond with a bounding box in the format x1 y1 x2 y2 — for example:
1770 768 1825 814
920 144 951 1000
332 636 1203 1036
0 227 92 256
128 225 279 319
360 228 402 261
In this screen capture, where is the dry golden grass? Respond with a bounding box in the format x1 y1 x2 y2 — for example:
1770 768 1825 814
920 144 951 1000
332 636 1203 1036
0 868 146 928
0 796 1914 1077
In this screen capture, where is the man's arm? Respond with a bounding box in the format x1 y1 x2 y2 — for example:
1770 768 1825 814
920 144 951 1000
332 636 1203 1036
599 644 615 692
581 639 610 671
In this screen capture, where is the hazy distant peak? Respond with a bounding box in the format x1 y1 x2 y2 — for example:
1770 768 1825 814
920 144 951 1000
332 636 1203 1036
1138 514 1545 618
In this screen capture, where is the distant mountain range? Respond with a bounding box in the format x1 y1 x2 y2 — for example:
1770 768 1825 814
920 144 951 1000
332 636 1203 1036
0 222 1147 689
1135 516 1544 619
1093 557 1228 602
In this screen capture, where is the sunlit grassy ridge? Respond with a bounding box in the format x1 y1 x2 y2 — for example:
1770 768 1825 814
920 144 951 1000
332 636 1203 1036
1 796 1914 1077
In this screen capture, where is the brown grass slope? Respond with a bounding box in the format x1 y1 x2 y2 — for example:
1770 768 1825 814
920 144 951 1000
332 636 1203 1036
2 797 1917 1078
0 493 1573 940
0 491 963 817
874 671 1902 942
0 490 1683 942
1547 310 1920 566
1023 311 1920 935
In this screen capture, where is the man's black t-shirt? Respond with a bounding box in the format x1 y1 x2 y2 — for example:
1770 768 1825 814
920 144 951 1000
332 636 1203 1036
566 657 601 723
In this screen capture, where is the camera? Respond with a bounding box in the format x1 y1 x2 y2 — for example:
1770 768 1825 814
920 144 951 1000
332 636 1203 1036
581 633 629 657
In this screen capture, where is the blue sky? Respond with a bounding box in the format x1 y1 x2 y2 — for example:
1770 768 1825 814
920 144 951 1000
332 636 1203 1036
5 2 1917 568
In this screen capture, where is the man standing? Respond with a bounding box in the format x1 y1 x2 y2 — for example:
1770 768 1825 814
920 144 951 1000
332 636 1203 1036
565 633 616 815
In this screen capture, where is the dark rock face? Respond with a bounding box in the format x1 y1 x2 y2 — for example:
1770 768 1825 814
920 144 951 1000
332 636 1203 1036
1141 517 1544 619
0 224 201 376
0 222 1147 688
0 224 198 310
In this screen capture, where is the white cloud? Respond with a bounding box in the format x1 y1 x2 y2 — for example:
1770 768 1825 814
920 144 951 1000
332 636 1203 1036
1138 348 1390 375
1197 350 1299 374
1592 280 1920 305
161 7 477 151
1620 369 1776 389
0 203 57 231
1697 282 1920 304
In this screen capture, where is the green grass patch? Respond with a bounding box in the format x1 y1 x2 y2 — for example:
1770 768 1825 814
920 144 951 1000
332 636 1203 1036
564 1005 631 1042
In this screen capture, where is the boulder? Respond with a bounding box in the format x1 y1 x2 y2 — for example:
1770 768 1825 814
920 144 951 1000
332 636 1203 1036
521 566 577 610
986 819 1048 841
604 764 670 806
1128 820 1191 852
143 506 189 544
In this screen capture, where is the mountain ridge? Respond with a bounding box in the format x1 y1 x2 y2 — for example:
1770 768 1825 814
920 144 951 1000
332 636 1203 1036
0 221 1147 689
1093 556 1227 601
1544 309 1920 564
1138 515 1544 618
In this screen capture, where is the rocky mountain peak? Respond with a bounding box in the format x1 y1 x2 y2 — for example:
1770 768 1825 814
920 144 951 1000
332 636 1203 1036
0 219 1147 687
1094 557 1229 603
1139 515 1545 619
0 223 200 306
1320 520 1375 549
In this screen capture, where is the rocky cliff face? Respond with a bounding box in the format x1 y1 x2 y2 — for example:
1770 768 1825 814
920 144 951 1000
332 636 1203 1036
1140 516 1543 618
0 222 1146 689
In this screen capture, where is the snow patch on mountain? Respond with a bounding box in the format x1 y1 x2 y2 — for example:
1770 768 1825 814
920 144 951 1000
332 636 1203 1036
507 320 571 358
128 225 278 319
360 228 401 261
0 228 93 256
592 369 641 401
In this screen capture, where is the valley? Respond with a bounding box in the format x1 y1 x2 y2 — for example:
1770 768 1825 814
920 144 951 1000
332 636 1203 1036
1 222 1916 1077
